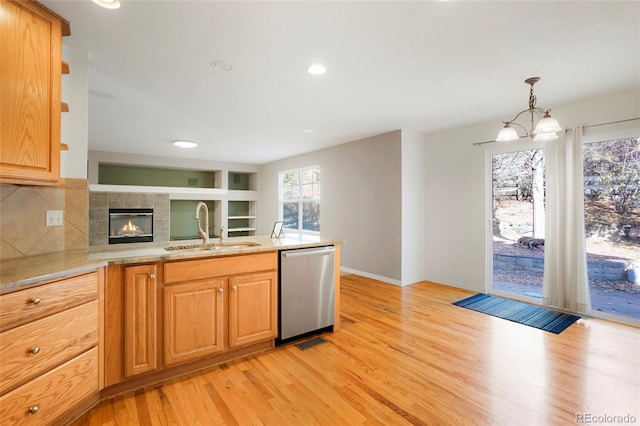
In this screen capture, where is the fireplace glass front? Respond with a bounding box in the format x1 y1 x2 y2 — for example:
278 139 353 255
108 208 153 244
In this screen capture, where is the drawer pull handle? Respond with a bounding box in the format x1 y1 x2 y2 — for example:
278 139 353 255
30 298 41 305
28 406 39 415
149 274 156 280
232 285 237 291
30 347 40 354
218 287 223 294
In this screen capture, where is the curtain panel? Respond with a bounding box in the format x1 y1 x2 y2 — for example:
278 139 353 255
543 126 591 313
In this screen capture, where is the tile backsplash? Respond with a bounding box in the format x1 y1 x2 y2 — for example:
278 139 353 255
0 179 88 260
88 192 170 246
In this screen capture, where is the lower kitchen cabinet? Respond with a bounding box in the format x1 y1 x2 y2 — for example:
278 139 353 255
164 278 225 365
0 269 103 426
228 272 277 348
124 264 158 377
105 252 278 392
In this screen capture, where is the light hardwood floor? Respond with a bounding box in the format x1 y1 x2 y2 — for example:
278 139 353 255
72 275 640 425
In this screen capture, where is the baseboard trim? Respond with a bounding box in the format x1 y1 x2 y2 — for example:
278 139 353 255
340 267 401 286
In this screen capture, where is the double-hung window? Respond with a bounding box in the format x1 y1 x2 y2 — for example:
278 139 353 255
278 166 320 233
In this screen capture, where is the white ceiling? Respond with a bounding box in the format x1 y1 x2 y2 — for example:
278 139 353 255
43 0 640 165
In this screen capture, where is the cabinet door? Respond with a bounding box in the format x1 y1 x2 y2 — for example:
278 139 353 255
228 271 277 348
0 0 62 185
124 264 158 377
164 279 225 365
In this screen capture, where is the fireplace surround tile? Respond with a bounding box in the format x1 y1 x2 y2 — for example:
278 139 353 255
88 192 170 246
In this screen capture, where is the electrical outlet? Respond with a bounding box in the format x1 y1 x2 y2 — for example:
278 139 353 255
46 210 64 227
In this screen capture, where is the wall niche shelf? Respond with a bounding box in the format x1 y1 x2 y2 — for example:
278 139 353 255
227 200 256 237
88 154 260 243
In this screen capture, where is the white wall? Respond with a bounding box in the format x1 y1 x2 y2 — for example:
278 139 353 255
60 45 89 179
258 131 403 284
401 130 429 286
419 88 640 293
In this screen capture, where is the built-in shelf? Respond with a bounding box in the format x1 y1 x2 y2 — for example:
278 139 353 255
89 184 228 197
228 171 257 191
227 201 256 236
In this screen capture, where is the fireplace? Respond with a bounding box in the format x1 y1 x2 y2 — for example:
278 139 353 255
108 208 153 244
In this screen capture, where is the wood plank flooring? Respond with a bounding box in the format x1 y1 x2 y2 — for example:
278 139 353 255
72 275 640 425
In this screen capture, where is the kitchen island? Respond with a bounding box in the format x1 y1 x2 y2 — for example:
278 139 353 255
0 234 342 425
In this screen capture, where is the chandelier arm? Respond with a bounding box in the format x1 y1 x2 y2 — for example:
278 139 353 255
507 121 529 135
473 134 529 147
533 107 550 118
504 108 535 127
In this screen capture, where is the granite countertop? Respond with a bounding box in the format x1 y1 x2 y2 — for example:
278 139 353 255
0 250 108 295
0 234 342 294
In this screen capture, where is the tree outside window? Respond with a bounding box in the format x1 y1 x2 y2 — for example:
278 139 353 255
279 167 320 233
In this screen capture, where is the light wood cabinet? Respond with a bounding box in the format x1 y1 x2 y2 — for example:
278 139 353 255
0 300 98 395
0 272 97 332
0 348 98 425
228 272 277 348
0 270 102 425
163 252 277 366
164 279 225 365
124 264 158 377
104 252 278 393
0 0 70 186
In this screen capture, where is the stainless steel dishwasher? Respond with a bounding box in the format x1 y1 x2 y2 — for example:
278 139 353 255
278 245 335 343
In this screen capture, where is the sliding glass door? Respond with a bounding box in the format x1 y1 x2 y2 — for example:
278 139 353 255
490 148 545 300
583 137 640 321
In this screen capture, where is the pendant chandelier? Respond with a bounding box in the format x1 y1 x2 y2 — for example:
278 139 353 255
495 77 562 143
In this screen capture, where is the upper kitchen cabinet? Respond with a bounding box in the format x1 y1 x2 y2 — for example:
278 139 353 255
0 0 70 186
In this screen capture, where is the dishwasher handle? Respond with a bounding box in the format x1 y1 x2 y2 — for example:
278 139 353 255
281 247 335 258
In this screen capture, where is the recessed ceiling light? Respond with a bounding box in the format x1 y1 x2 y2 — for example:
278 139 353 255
173 140 198 149
211 61 232 71
91 0 120 9
307 64 326 75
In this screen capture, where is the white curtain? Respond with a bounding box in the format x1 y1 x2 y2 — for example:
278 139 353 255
543 126 591 313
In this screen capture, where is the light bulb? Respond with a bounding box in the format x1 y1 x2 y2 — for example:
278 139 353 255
173 140 197 148
91 0 120 9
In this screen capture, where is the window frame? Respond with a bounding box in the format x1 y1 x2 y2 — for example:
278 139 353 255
278 165 321 235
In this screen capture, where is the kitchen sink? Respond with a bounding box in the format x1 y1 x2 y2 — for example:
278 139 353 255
165 241 261 251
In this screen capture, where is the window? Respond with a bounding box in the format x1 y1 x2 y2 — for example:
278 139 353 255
279 166 320 233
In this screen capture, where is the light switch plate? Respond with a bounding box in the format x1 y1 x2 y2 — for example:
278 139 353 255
46 210 64 227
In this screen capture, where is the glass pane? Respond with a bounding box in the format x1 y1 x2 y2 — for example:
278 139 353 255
282 172 299 200
583 137 640 320
302 168 320 199
283 202 299 229
492 149 545 298
302 201 320 232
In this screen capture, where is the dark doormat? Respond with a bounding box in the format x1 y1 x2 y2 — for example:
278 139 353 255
295 337 326 350
453 293 580 334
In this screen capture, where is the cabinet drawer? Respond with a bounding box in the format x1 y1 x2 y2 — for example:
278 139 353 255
0 347 98 426
0 300 98 395
164 252 277 284
0 272 98 332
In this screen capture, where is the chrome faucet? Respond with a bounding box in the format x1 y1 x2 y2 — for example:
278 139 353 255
194 202 209 244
